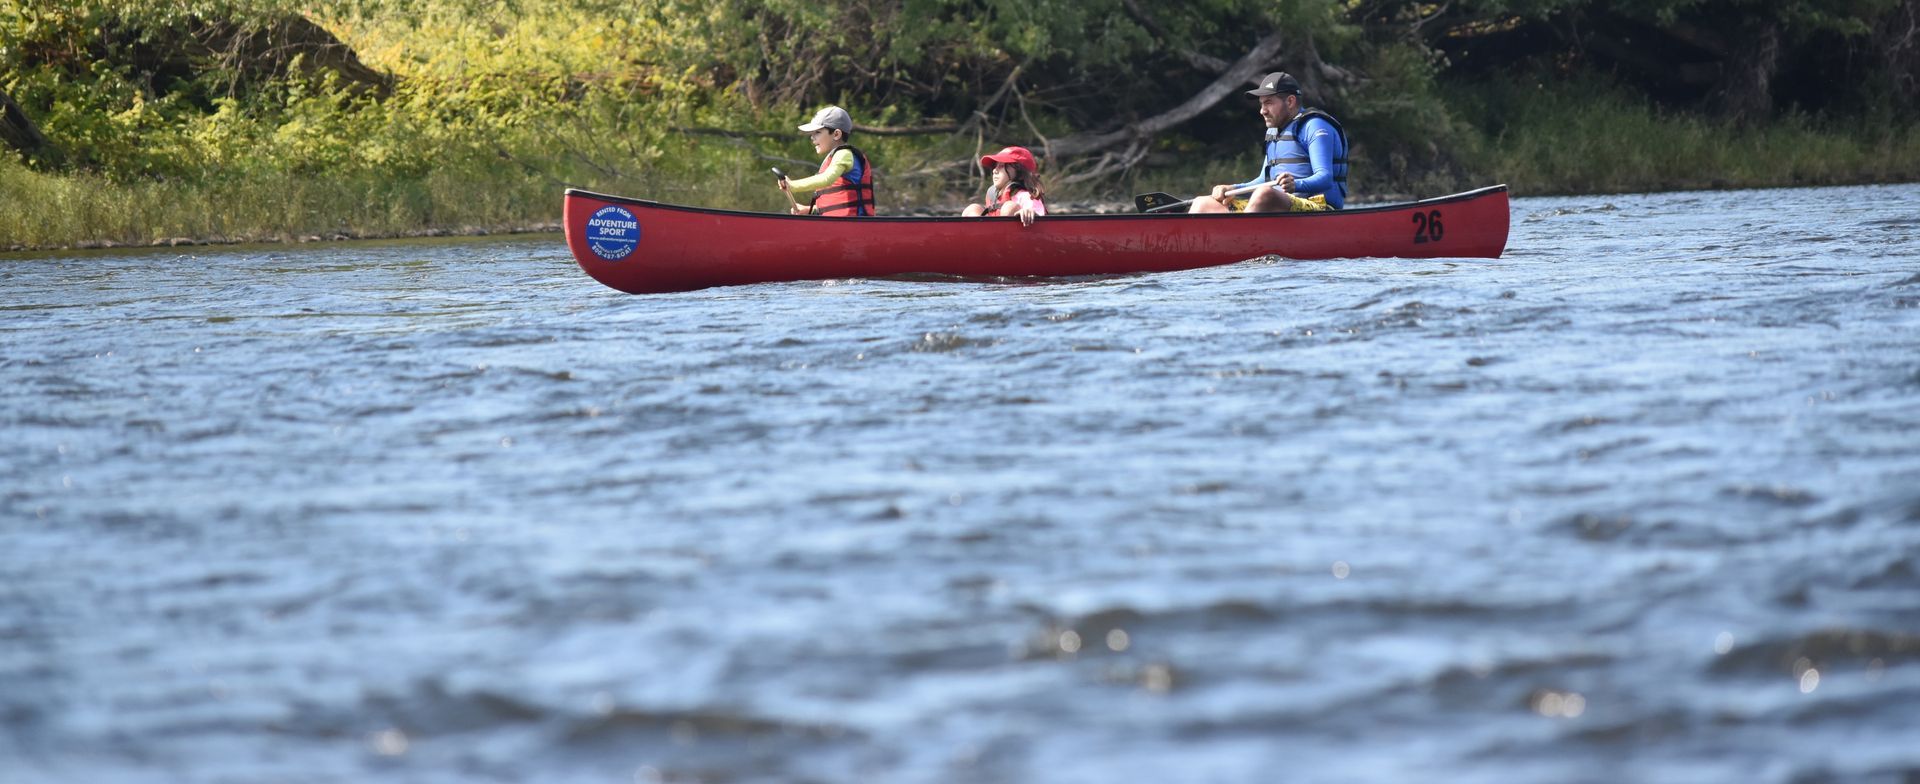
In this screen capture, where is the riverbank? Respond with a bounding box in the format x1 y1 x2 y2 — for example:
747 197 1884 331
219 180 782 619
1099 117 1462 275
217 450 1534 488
1 222 563 254
7 163 1917 254
6 1 1917 252
1 221 563 254
4 81 1918 253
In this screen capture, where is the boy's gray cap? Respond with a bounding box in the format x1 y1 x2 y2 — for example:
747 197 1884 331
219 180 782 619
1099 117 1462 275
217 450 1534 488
798 106 854 133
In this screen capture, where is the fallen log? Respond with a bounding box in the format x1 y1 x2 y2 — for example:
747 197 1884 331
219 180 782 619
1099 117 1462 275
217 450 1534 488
1 87 60 165
187 14 395 98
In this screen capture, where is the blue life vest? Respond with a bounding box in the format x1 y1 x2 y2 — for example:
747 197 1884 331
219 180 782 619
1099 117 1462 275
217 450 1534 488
1257 109 1348 208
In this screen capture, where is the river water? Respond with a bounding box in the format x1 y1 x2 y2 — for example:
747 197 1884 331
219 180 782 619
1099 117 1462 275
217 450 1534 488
3 184 1919 783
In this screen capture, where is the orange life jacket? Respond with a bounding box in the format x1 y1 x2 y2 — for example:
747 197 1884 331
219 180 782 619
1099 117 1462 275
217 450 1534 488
812 145 876 217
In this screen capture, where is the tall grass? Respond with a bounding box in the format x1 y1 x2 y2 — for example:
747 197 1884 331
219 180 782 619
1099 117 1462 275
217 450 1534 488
1 157 545 248
1451 77 1920 195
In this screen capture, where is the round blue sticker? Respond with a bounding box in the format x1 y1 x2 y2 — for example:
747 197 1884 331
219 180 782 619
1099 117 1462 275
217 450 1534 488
585 205 640 261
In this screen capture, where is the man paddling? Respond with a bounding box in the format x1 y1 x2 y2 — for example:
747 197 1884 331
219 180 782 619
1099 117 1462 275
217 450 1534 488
1189 72 1348 214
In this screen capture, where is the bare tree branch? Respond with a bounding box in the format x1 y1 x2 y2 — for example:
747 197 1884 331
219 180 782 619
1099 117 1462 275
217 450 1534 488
1035 29 1288 159
1120 0 1231 73
1053 140 1152 186
1411 1 1453 35
1287 33 1364 101
961 63 1028 137
887 157 975 181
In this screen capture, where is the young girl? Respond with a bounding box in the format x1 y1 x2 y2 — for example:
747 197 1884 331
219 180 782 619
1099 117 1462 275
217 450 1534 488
777 105 876 217
962 146 1046 226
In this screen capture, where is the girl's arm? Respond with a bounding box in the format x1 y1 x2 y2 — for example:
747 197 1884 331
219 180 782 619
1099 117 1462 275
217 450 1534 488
1011 190 1039 226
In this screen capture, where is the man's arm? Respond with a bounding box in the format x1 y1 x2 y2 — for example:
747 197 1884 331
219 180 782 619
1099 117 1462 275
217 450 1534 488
1290 119 1344 197
1232 157 1269 190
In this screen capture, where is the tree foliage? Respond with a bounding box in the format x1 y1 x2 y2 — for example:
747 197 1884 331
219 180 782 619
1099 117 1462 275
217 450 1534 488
1 0 1914 193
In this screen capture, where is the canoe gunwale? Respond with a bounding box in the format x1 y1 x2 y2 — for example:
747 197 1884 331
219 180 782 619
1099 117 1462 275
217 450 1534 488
563 184 1511 223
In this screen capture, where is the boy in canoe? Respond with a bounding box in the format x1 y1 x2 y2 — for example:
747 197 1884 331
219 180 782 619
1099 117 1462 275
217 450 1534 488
962 145 1047 226
1189 72 1348 214
778 106 878 217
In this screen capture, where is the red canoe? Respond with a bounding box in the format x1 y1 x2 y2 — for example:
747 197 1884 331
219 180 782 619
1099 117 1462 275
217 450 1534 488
564 185 1509 294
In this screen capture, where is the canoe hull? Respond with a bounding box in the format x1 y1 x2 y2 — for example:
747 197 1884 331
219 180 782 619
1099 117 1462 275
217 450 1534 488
564 185 1510 294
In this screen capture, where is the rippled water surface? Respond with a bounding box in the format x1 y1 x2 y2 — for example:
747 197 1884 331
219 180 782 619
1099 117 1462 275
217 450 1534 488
5 185 1920 783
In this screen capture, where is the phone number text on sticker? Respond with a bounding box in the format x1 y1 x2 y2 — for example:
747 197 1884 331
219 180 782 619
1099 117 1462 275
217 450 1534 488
586 206 640 261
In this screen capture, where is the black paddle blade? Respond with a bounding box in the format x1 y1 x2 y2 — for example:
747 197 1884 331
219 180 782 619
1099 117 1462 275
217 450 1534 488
1133 192 1183 213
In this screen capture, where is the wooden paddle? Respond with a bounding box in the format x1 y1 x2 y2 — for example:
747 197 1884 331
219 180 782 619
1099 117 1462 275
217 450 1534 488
1133 179 1282 214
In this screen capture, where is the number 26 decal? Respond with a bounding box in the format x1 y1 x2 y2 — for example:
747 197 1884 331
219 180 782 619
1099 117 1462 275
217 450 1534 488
1412 210 1444 244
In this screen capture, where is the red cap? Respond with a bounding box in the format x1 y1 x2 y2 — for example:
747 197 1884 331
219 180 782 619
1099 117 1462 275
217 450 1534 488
979 146 1037 171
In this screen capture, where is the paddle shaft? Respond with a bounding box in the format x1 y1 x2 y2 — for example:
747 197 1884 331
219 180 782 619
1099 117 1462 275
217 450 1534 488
1140 178 1285 214
771 167 806 214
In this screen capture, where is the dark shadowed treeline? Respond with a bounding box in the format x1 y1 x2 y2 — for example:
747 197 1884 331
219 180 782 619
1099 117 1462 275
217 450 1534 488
2 0 1917 248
